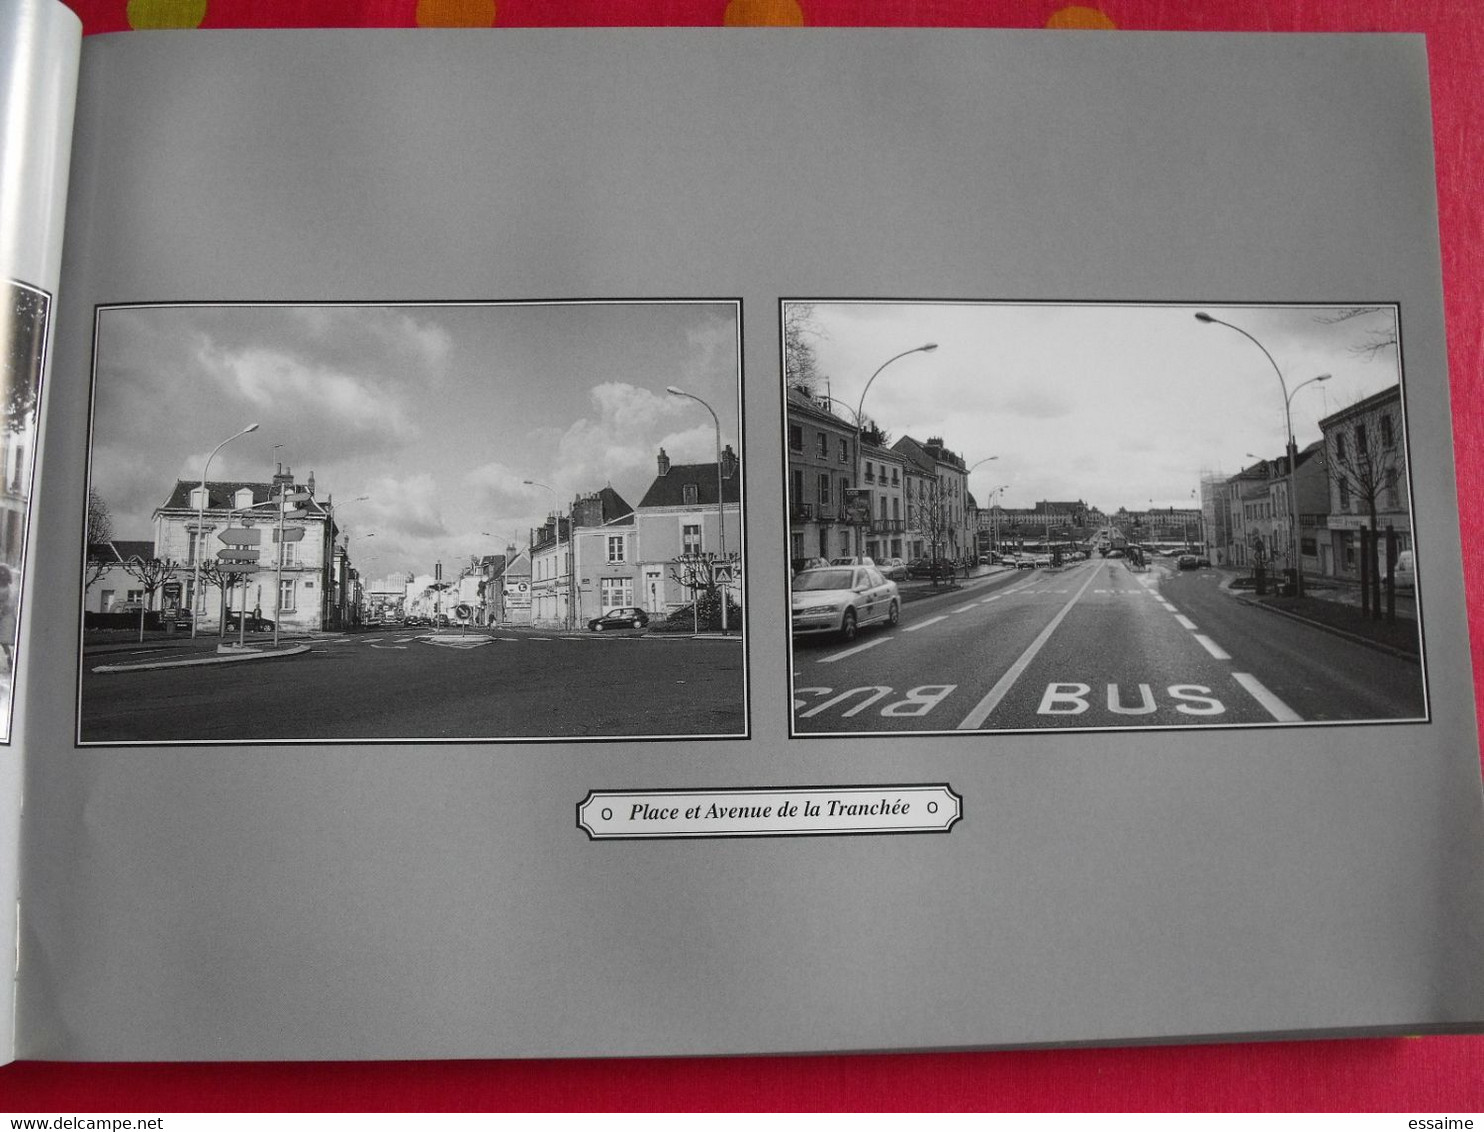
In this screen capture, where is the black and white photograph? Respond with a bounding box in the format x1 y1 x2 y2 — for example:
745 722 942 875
79 300 745 744
785 301 1426 735
0 281 47 743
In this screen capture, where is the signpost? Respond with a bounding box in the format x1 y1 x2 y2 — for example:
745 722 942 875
217 527 262 647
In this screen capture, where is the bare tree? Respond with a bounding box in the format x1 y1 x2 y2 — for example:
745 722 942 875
86 489 114 545
784 302 827 393
119 556 179 642
1313 307 1398 361
907 479 952 586
668 552 741 630
1327 412 1401 533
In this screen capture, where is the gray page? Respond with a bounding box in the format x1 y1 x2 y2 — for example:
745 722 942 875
17 29 1484 1059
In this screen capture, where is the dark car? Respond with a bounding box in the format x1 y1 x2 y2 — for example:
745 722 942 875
906 557 955 579
1177 554 1199 570
588 606 650 632
223 611 274 631
791 556 828 575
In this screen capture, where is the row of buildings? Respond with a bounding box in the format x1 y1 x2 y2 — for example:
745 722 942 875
1199 385 1411 580
786 387 977 566
85 448 744 633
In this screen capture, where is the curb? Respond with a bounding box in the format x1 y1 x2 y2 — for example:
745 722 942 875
92 643 312 673
1232 595 1420 663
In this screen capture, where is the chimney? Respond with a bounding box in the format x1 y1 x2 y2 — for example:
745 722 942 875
657 448 671 476
307 471 316 496
720 444 739 481
273 463 294 491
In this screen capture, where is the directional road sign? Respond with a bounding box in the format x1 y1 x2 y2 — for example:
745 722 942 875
217 549 261 563
276 528 306 543
219 564 260 575
219 528 262 545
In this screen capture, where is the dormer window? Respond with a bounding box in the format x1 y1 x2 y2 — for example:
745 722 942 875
682 483 699 506
234 488 255 509
189 486 209 510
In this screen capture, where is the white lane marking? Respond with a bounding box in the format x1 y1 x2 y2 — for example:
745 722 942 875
979 595 1003 604
1174 615 1197 631
1194 634 1231 660
953 603 978 614
905 616 947 632
819 637 891 663
956 567 1102 730
370 644 407 650
1233 672 1301 722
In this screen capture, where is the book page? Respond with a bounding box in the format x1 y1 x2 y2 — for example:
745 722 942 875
0 0 79 1065
16 27 1484 1059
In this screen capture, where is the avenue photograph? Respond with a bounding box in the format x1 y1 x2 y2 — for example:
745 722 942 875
0 280 46 743
785 300 1427 736
79 300 745 744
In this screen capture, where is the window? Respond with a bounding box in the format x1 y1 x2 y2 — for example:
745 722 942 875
865 463 875 483
1380 413 1395 449
279 579 296 612
891 467 899 485
100 590 115 609
682 523 702 557
187 530 202 565
815 432 827 457
1384 468 1400 509
606 535 626 563
892 497 900 520
789 424 803 452
1339 478 1351 510
878 495 886 520
792 469 804 507
1355 423 1368 453
600 577 633 610
838 438 849 464
278 539 298 567
1335 432 1347 461
682 483 699 506
818 474 830 505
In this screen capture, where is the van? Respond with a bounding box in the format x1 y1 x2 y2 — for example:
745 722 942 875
1391 549 1415 591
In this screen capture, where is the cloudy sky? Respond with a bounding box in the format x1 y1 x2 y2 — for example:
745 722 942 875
89 302 739 581
790 302 1404 512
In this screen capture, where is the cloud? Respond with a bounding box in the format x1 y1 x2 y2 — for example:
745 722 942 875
999 388 1073 420
360 473 450 541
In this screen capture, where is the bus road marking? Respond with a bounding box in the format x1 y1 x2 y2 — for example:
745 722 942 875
1233 672 1301 722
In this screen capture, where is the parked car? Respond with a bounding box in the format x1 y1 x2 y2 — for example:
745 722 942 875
224 611 275 631
906 557 954 579
1390 549 1415 591
791 556 828 575
878 557 909 581
829 556 875 568
792 565 900 641
588 606 650 632
1177 554 1199 570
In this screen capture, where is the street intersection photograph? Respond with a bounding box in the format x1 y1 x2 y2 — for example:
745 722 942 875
785 300 1427 736
79 300 745 744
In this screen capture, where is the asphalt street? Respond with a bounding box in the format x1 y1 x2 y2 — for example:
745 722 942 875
79 628 746 742
792 559 1425 734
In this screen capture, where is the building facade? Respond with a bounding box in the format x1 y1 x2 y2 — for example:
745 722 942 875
786 388 858 563
634 446 742 615
1317 385 1411 580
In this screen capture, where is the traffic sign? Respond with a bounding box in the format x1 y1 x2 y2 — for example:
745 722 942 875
217 549 260 562
282 508 312 520
219 563 260 574
219 528 262 545
284 491 312 503
275 528 306 543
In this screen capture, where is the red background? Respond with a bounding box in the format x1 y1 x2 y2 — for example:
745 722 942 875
2 0 1481 1112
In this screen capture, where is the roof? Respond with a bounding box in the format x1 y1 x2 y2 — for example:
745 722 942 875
892 434 967 475
157 479 330 516
786 387 856 432
1317 384 1401 429
637 462 741 509
111 539 154 562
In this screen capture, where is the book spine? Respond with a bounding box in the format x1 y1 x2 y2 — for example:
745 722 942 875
0 0 82 1067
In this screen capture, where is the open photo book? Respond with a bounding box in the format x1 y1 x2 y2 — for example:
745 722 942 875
2 0 1482 1063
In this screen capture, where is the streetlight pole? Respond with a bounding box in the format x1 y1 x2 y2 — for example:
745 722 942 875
191 422 259 637
853 343 938 563
965 456 998 565
523 479 568 630
667 386 733 635
1195 312 1329 596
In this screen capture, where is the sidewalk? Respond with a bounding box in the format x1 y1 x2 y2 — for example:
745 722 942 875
896 564 1014 603
1223 571 1419 658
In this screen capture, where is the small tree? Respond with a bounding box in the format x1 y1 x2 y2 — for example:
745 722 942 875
2 284 46 434
120 556 179 642
667 552 741 632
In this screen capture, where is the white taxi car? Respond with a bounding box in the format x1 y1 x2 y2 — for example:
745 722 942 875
791 564 900 642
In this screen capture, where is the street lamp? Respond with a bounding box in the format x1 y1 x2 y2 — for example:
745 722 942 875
1195 312 1330 595
852 343 938 561
191 422 259 637
523 479 569 630
667 385 733 635
965 456 998 562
